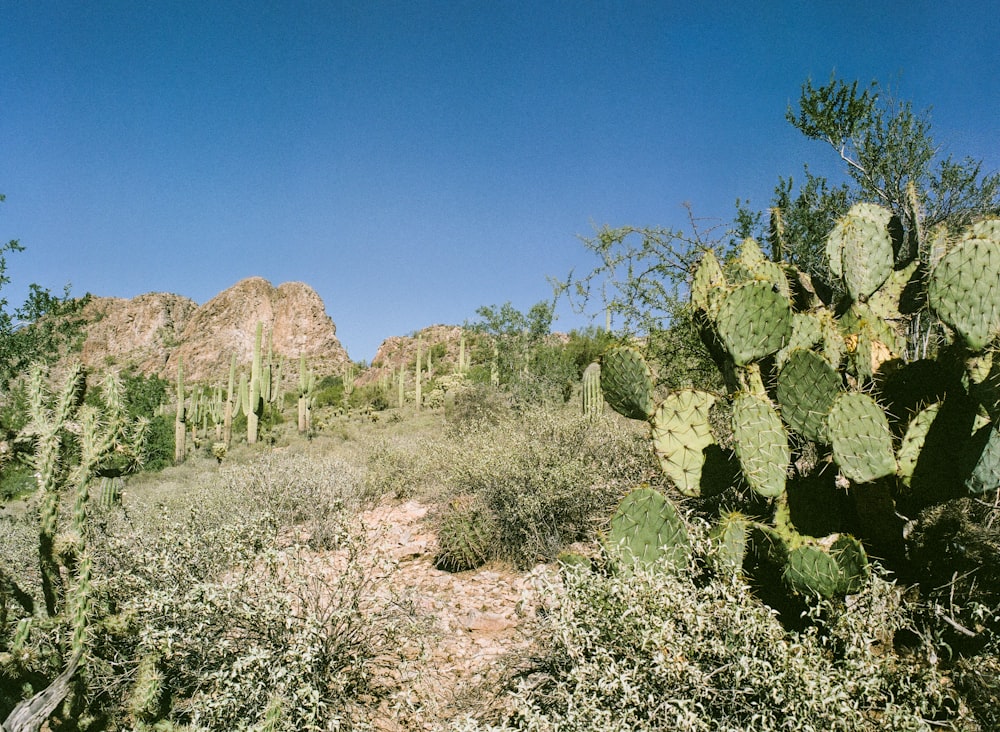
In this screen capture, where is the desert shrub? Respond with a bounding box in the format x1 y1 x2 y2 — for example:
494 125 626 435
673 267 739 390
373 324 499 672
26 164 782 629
2 448 415 730
457 544 967 731
141 413 174 471
445 408 658 568
362 432 449 501
444 383 508 435
111 533 414 731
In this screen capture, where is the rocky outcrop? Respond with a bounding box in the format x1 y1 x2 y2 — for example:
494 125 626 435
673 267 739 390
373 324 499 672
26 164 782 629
78 293 197 374
165 277 349 382
365 325 470 385
76 277 349 382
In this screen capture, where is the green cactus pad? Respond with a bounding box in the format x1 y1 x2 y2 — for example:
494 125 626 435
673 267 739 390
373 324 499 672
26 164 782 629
691 249 726 315
825 203 895 302
961 218 1000 242
731 392 789 498
734 238 790 297
650 389 717 497
708 511 750 575
715 281 793 366
783 544 842 598
777 312 824 368
828 392 897 484
829 535 870 595
928 234 1000 351
776 348 842 443
599 346 656 420
749 521 790 566
608 486 690 570
966 421 1000 496
897 402 942 488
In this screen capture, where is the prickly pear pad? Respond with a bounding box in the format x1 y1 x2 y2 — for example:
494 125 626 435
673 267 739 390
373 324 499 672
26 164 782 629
599 346 656 421
784 544 841 598
966 421 1000 496
897 402 942 488
928 235 1000 351
715 281 793 366
608 486 690 570
731 392 789 498
650 389 717 497
828 392 896 484
691 248 726 316
776 348 842 443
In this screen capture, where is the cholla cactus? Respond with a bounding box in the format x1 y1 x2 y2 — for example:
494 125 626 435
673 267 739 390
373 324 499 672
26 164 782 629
600 206 1000 600
5 364 148 727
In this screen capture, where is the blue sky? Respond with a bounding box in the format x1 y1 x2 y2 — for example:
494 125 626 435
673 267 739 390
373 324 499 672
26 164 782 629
2 2 999 362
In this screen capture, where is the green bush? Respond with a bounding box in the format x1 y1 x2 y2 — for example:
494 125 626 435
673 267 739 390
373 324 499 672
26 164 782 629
445 407 658 568
457 541 967 731
2 449 417 730
141 413 174 471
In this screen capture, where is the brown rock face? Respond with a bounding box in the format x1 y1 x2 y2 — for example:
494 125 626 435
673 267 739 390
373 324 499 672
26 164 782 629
78 293 198 374
365 325 469 385
77 277 349 382
167 277 349 381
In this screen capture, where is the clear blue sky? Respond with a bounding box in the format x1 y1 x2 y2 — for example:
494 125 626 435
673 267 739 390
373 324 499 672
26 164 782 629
3 2 998 362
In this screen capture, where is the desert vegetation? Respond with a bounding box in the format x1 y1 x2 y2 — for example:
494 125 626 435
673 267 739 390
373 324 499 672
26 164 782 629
2 75 1000 731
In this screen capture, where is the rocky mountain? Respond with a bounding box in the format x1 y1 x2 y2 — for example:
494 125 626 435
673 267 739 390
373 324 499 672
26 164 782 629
363 324 472 385
76 277 349 382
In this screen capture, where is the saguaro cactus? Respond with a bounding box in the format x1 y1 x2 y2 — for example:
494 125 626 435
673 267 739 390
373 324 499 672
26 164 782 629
174 357 186 463
297 354 315 433
245 321 265 445
581 361 602 421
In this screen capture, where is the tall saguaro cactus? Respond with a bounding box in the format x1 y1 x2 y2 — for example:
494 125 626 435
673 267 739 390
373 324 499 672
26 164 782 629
243 321 265 445
297 354 315 433
224 353 237 446
174 357 186 464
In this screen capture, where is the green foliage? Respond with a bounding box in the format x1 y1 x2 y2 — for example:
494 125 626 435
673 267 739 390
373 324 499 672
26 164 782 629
0 196 91 389
461 547 964 731
739 74 1000 356
467 301 579 404
442 407 658 568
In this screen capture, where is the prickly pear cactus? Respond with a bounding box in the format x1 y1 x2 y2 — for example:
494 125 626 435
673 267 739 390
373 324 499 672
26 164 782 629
715 280 793 366
650 389 717 497
731 392 789 498
598 207 1000 609
827 392 896 484
600 346 656 420
607 486 690 571
928 230 1000 351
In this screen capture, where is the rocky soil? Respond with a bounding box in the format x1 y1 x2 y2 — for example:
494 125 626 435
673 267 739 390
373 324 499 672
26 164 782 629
354 499 556 730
